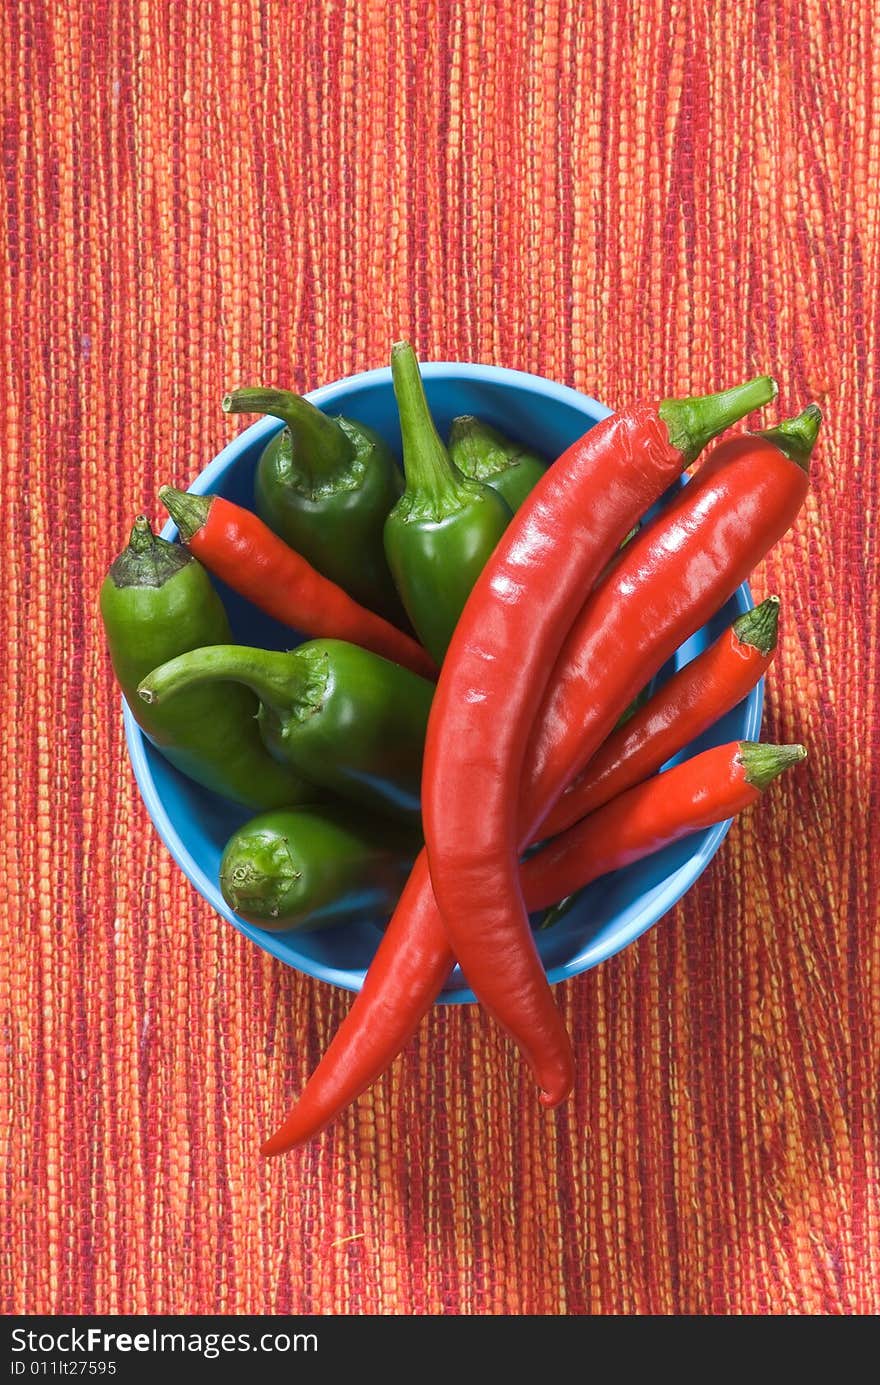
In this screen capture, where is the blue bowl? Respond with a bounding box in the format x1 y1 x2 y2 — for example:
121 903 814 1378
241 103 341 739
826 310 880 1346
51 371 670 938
124 363 762 1002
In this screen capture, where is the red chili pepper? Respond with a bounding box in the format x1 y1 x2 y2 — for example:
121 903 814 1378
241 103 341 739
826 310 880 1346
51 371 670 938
522 739 805 908
540 594 781 838
158 487 437 681
261 405 818 1154
422 379 780 1104
262 738 805 1154
522 410 816 826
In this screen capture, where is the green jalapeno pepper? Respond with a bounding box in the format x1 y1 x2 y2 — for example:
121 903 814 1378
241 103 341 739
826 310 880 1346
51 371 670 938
383 342 512 663
138 638 431 826
220 805 418 932
100 516 311 809
223 386 406 623
448 415 547 512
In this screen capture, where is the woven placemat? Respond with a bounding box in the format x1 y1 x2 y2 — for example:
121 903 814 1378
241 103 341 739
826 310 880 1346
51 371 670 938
2 0 877 1314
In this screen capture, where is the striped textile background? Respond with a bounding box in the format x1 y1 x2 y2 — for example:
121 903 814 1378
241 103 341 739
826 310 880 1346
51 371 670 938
2 0 877 1315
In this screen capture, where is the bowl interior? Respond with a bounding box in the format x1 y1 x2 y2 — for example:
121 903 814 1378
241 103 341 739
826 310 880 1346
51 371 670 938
125 364 762 1002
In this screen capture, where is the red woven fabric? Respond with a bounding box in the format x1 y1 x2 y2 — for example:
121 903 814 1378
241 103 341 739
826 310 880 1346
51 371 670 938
2 0 877 1314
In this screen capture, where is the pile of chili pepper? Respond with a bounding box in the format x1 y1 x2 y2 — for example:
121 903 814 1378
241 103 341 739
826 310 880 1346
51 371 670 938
99 342 817 1154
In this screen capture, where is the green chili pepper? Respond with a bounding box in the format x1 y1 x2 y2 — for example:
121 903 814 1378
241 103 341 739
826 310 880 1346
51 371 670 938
138 638 431 826
220 805 418 932
100 516 312 810
223 386 406 623
448 415 547 512
383 342 512 663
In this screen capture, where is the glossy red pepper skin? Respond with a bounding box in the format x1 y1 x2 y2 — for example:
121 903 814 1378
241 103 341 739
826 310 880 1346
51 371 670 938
521 740 804 908
521 433 808 828
262 738 805 1154
264 404 815 1154
422 387 779 1105
158 487 437 682
540 596 780 838
454 436 805 1094
424 407 683 1103
261 852 446 1154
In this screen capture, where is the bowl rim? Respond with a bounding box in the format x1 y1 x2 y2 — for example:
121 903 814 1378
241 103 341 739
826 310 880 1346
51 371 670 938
161 361 615 507
126 360 762 1002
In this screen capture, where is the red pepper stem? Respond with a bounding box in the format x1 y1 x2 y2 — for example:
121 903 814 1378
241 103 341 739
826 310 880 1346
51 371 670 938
737 740 807 789
391 340 468 514
137 645 306 719
755 404 822 470
659 375 778 464
159 485 211 542
222 387 353 477
732 595 780 655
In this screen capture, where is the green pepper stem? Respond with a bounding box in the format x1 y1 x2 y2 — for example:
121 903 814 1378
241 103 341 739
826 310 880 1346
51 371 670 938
755 404 822 471
738 741 807 790
732 595 780 655
448 416 512 479
128 514 156 553
659 375 778 465
221 832 300 919
391 341 466 510
159 486 212 542
137 645 304 717
108 512 191 588
223 387 353 478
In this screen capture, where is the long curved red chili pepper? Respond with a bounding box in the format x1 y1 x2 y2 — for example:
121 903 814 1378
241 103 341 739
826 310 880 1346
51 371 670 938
422 379 779 1103
262 738 805 1154
158 487 437 681
540 594 781 838
261 405 818 1154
